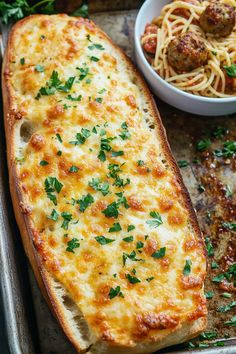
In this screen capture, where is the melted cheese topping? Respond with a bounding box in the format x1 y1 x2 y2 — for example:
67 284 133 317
6 15 206 346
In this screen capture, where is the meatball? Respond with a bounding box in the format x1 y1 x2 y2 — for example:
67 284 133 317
142 23 158 54
199 3 235 37
167 32 209 73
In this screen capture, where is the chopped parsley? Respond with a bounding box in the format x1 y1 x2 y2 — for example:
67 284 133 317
57 150 62 156
35 71 75 99
222 222 236 230
137 160 144 166
211 261 219 269
35 64 44 72
48 209 59 221
146 277 154 282
178 160 189 168
102 201 119 218
107 163 130 188
77 66 89 81
66 238 80 253
205 236 214 257
126 273 141 284
119 121 131 140
212 263 236 283
205 291 214 299
77 193 94 212
146 211 163 228
196 138 211 152
95 97 103 103
224 316 236 327
95 236 115 245
224 64 236 78
123 251 142 266
109 222 122 232
98 88 106 94
127 225 135 232
214 141 236 158
44 177 63 205
20 57 25 65
217 301 236 313
88 178 110 196
66 94 82 101
109 286 123 299
225 185 233 198
111 150 124 157
183 259 192 276
123 236 133 243
56 133 62 143
88 43 105 50
213 126 227 139
136 241 144 249
151 247 166 259
69 128 91 145
90 56 99 62
69 166 79 173
40 160 49 166
61 212 72 230
98 136 116 162
199 332 217 340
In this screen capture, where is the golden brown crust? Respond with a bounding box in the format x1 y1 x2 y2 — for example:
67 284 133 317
2 14 207 354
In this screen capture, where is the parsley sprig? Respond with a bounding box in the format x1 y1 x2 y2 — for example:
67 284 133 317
0 0 88 24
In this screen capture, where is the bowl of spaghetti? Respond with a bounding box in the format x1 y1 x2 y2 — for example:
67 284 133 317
134 0 236 116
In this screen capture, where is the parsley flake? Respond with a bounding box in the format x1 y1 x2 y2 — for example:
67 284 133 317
69 166 79 173
126 273 141 284
40 160 49 166
61 212 72 230
109 286 123 299
88 43 104 50
127 225 135 232
77 193 94 212
35 64 44 72
123 236 133 243
109 222 122 233
95 236 115 245
183 259 192 276
151 247 166 259
66 238 80 253
44 177 63 205
48 209 59 221
146 211 163 228
88 178 110 196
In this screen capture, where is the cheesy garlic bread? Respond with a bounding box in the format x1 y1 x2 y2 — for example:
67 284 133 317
3 15 207 354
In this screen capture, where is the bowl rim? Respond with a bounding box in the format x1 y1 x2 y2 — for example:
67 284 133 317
134 0 236 103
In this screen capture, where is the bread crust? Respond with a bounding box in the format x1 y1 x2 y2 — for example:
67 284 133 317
2 14 207 354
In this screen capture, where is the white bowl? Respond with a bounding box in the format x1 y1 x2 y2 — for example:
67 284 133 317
134 0 236 116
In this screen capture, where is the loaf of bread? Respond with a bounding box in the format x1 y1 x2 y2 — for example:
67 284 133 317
2 14 207 354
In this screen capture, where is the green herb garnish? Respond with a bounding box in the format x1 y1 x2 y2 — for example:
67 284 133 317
40 160 49 166
66 238 80 253
77 193 94 212
44 177 63 205
95 236 115 245
183 259 192 276
146 211 163 228
109 222 122 233
151 247 166 259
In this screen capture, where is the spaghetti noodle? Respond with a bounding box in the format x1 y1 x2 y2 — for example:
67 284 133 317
141 0 236 98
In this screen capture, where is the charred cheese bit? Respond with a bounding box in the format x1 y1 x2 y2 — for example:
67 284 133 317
5 14 207 350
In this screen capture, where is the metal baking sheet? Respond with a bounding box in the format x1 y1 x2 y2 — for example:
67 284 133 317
0 3 235 354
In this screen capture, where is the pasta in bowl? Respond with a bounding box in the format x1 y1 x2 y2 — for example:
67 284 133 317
134 0 236 115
